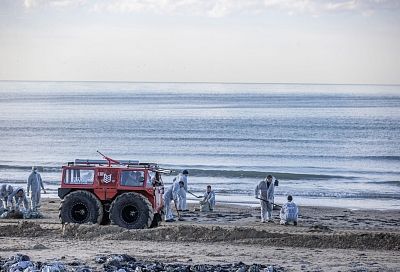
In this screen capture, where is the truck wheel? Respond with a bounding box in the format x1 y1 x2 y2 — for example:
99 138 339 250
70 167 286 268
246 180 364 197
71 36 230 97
109 192 154 229
59 191 103 224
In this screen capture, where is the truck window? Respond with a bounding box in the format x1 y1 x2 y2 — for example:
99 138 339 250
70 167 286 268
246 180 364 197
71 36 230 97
121 170 144 186
65 169 94 184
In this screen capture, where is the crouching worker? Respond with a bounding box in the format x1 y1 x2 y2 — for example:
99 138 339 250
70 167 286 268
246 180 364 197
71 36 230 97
280 195 298 226
163 180 184 222
0 187 30 219
8 187 29 212
200 185 215 212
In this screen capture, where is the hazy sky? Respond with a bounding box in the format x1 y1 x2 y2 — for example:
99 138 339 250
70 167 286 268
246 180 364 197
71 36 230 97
1 0 399 84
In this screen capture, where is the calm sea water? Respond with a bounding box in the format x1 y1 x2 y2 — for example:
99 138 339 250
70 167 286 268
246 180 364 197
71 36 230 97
1 81 399 209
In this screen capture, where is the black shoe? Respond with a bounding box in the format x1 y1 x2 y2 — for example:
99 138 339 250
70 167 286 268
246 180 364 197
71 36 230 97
294 221 297 226
165 219 176 222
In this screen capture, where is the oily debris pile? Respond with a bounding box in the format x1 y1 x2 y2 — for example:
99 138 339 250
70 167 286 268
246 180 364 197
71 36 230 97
0 254 284 272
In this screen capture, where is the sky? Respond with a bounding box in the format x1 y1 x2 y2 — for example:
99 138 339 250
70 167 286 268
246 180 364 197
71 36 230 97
0 0 399 84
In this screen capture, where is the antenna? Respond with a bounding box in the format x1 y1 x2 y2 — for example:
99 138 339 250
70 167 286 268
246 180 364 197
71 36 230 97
97 150 121 167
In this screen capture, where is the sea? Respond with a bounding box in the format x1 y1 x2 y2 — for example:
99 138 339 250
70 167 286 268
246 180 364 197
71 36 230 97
1 81 399 210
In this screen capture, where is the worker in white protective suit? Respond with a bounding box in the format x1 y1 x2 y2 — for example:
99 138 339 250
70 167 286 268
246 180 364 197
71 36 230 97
200 185 216 212
8 187 29 212
27 166 46 211
0 184 14 209
255 175 277 223
173 170 189 211
280 195 298 226
0 185 5 211
163 180 184 222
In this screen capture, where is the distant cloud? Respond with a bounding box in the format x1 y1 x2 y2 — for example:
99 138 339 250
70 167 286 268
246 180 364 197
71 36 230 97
20 0 400 17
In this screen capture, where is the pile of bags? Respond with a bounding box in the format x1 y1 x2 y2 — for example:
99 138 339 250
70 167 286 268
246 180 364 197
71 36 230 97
0 209 43 219
1 254 68 272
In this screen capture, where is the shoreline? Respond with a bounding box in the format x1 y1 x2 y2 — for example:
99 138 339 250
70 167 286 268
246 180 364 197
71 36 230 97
3 181 400 211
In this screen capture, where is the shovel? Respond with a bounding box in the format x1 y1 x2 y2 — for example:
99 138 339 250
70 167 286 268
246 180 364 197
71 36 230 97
174 199 185 221
256 197 282 209
187 190 202 198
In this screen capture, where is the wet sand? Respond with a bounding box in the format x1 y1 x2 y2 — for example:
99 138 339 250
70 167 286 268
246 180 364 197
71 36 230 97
0 198 399 271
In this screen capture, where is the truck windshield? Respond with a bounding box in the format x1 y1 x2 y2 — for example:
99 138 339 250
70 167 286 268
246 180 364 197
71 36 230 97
120 170 144 186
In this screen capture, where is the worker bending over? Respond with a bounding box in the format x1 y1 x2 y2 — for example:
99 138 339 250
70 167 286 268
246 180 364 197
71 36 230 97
163 180 184 222
255 175 277 223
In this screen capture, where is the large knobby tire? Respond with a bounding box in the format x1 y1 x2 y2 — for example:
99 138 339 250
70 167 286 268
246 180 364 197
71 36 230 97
59 190 103 224
109 192 154 229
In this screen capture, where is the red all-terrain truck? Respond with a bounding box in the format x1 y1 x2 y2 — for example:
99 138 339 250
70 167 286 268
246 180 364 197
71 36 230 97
58 155 169 229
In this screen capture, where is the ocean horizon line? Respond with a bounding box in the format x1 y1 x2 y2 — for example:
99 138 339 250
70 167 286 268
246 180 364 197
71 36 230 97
0 79 399 87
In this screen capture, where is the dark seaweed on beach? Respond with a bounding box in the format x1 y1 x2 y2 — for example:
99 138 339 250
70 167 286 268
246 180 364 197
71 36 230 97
0 254 284 272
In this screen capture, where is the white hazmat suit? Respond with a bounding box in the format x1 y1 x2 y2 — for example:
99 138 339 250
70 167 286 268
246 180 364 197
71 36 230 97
173 172 188 211
8 187 29 211
0 185 5 210
280 201 298 225
27 168 46 211
0 184 14 209
201 190 216 211
255 177 276 222
162 181 181 221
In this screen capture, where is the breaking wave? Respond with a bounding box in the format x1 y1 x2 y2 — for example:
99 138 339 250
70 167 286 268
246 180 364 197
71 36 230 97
172 168 349 180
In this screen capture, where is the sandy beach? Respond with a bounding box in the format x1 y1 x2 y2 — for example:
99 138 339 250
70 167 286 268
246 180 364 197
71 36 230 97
0 198 399 271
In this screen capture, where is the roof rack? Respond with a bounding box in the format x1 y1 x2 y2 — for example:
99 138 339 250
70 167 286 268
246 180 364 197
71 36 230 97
67 160 172 173
74 159 140 165
66 152 171 173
